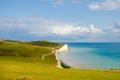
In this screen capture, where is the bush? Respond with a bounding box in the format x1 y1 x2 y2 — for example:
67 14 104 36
27 40 61 48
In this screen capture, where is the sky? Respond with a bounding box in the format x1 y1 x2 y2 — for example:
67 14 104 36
0 0 120 42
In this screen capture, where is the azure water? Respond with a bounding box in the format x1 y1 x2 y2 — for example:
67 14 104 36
57 43 120 69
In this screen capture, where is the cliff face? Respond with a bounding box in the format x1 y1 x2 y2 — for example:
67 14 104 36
55 44 69 68
56 44 68 52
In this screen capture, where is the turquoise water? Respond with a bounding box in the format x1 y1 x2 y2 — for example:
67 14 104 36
57 43 120 69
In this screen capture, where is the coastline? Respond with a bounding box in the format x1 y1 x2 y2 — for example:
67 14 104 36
55 44 69 68
56 43 120 70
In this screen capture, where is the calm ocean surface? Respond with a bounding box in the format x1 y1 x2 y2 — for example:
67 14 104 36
57 43 120 69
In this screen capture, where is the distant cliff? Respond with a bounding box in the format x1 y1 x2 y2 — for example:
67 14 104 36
55 44 71 68
56 44 68 52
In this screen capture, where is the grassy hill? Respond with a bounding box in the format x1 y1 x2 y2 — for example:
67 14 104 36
0 39 120 80
27 40 62 48
0 42 51 57
0 39 61 63
0 39 63 57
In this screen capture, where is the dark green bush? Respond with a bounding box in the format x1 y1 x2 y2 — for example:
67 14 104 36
27 40 61 48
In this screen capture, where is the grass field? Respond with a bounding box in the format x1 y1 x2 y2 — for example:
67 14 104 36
0 57 120 80
0 40 120 80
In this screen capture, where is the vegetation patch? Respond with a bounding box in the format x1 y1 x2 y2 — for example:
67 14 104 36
0 42 52 58
27 40 63 48
60 60 71 68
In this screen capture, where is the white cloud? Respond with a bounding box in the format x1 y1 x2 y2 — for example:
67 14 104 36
0 17 62 33
51 25 83 35
51 25 74 35
0 17 120 42
88 0 120 10
51 24 101 35
53 0 81 7
89 25 101 33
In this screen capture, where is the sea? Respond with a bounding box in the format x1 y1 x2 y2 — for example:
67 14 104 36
57 43 120 69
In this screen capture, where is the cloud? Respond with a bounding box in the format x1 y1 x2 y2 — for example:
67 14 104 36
51 24 101 35
88 0 120 10
52 0 81 7
0 17 120 42
0 17 62 33
53 0 64 7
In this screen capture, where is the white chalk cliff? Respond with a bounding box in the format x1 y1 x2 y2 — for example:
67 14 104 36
56 44 68 52
55 44 68 68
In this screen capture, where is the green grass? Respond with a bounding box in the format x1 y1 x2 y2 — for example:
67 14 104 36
0 42 52 57
26 40 63 49
0 40 120 80
0 56 120 80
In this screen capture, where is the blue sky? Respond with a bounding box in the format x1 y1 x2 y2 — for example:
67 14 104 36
0 0 120 42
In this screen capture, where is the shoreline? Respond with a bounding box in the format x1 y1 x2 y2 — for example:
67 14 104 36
54 44 120 70
55 44 69 68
